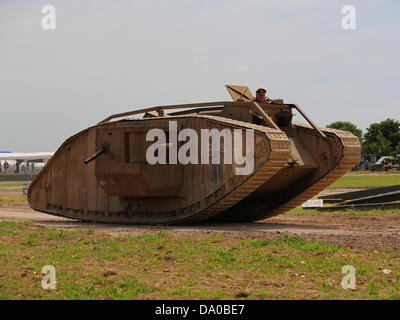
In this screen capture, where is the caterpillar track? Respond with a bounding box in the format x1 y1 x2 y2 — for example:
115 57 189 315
28 85 361 224
208 122 361 222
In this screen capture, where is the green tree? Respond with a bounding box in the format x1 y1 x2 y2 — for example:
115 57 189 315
393 141 400 156
326 121 363 143
363 119 400 156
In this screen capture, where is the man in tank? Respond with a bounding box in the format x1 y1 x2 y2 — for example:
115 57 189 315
254 88 278 104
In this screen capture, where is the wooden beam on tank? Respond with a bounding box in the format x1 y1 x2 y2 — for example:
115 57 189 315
99 101 230 124
168 106 223 116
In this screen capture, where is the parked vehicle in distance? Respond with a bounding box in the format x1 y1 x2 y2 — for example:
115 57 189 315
372 156 396 171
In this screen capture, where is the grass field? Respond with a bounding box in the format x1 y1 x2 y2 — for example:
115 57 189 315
0 182 29 206
329 175 400 188
1 221 400 300
0 181 30 188
0 195 28 205
287 207 400 216
1 174 399 300
348 170 400 175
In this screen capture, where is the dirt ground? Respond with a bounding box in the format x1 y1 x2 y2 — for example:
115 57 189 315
1 184 399 251
1 205 400 251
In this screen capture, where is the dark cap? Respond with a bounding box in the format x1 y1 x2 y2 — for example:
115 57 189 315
256 88 266 94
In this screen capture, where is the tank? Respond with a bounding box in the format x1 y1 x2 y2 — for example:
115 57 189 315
28 85 361 224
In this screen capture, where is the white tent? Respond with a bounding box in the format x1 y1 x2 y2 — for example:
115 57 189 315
0 152 54 161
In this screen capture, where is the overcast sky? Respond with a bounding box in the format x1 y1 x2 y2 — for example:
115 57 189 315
0 0 399 152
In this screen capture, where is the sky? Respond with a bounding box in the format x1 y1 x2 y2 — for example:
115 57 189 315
0 0 399 152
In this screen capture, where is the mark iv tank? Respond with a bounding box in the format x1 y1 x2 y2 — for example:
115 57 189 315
28 85 361 224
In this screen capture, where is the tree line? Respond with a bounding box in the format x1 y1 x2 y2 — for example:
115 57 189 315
326 119 400 156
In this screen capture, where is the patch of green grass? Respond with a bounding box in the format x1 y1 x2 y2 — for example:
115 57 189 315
63 277 151 300
367 280 380 296
346 208 400 216
0 220 23 229
287 207 400 216
211 248 237 266
48 230 67 240
320 280 333 292
329 175 400 188
0 181 30 206
138 230 168 244
349 170 400 175
183 279 198 286
1 221 400 300
205 234 224 243
247 239 275 247
0 188 23 193
279 233 344 253
0 182 30 188
0 195 28 205
21 233 41 246
256 289 269 300
0 221 25 237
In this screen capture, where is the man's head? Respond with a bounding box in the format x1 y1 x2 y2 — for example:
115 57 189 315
255 88 266 103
